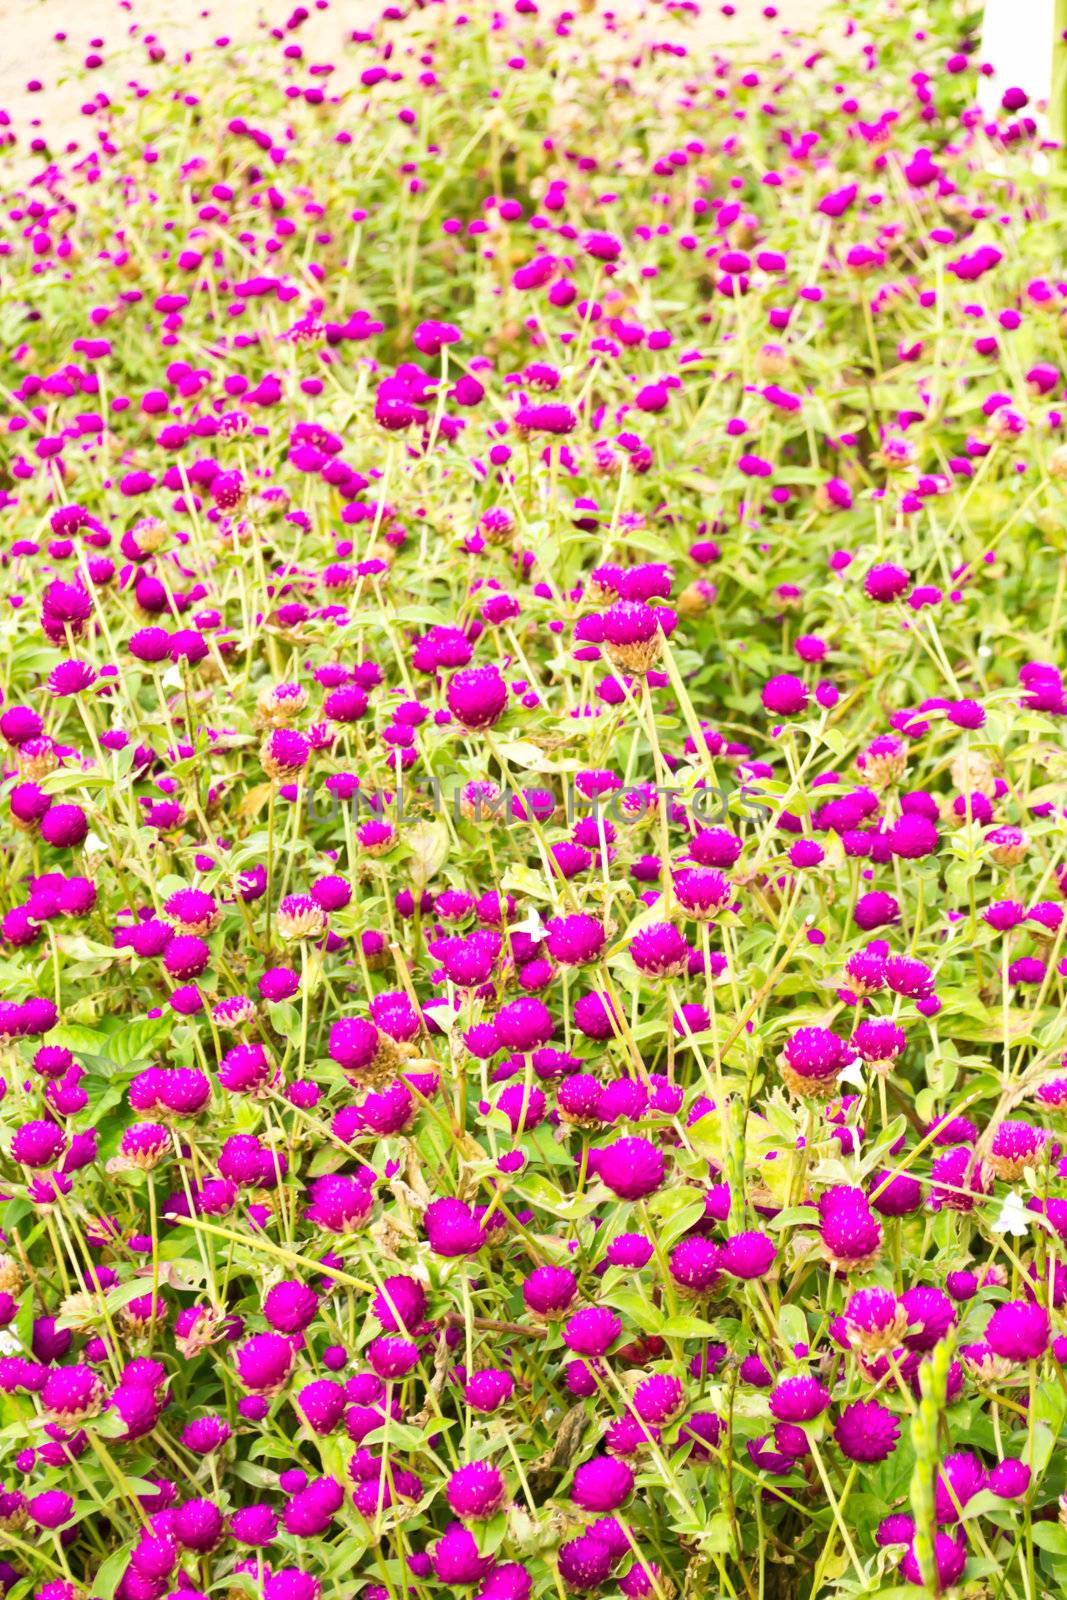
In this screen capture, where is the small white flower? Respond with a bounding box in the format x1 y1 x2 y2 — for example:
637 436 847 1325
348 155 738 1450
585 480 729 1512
990 1189 1031 1238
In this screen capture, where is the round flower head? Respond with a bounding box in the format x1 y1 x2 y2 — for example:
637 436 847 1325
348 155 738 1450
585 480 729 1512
935 1452 986 1523
432 1524 494 1585
602 600 662 674
780 1027 853 1098
987 1119 1046 1180
597 1137 665 1201
844 1287 908 1353
558 1533 614 1592
819 1187 882 1271
572 1456 634 1513
235 1331 294 1393
768 1376 830 1423
630 922 689 978
900 1532 967 1588
985 1300 1049 1363
446 1462 507 1520
447 666 508 730
721 1231 776 1280
833 1400 900 1462
523 1265 578 1317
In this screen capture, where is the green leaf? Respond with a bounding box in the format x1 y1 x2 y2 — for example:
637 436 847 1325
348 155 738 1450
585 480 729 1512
107 1016 172 1069
1032 1524 1067 1555
92 1542 133 1600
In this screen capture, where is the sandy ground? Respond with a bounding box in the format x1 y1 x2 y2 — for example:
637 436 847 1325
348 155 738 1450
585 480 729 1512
0 0 834 182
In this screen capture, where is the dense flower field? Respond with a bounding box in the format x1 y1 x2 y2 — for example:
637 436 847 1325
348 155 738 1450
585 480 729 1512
2 0 1067 1595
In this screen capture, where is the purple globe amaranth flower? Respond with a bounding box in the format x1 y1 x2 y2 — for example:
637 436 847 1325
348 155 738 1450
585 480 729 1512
523 1265 578 1317
779 1026 853 1098
630 922 689 978
464 1368 515 1412
28 1490 75 1529
447 666 508 730
851 1019 906 1072
633 1373 684 1424
564 1306 622 1357
900 1532 967 1588
935 1451 987 1523
371 1273 428 1333
721 1231 776 1280
762 673 809 716
10 1120 67 1169
989 1457 1031 1499
432 1524 494 1585
544 914 607 966
596 1137 665 1201
424 1197 486 1257
446 1462 507 1520
174 1497 225 1552
558 1533 614 1592
263 1280 319 1334
819 1187 882 1270
844 1287 908 1353
768 1376 830 1423
234 1331 294 1393
669 1237 722 1295
674 868 732 921
900 1286 956 1351
495 998 554 1052
296 1378 347 1435
833 1400 900 1462
988 1119 1046 1180
985 1300 1049 1362
232 1504 280 1546
572 1455 634 1512
602 600 663 674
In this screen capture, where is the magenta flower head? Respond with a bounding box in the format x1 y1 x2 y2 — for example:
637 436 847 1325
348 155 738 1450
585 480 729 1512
762 673 809 716
296 1378 347 1435
174 1497 225 1552
464 1369 515 1412
232 1505 281 1546
263 1280 318 1334
851 1019 906 1072
833 1400 900 1462
495 998 554 1052
572 1456 634 1512
843 1287 907 1353
988 1120 1045 1180
900 1532 966 1588
865 563 910 602
446 1462 507 1520
545 915 606 966
985 1300 1049 1363
447 666 508 730
935 1452 987 1523
989 1458 1031 1499
564 1306 621 1357
721 1231 776 1280
28 1490 75 1529
602 601 662 674
596 1137 665 1201
432 1524 494 1585
234 1331 294 1393
669 1237 722 1295
779 1027 853 1098
424 1197 486 1257
819 1187 882 1271
674 868 732 922
523 1265 578 1317
372 1274 428 1332
11 1120 66 1168
558 1533 614 1591
768 1376 830 1423
630 922 689 978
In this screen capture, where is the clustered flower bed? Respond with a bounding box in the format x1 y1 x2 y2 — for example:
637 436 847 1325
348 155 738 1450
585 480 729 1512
1 1 1067 1596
